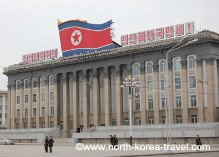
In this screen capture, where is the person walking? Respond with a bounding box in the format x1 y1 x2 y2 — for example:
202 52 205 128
110 135 113 146
44 136 49 153
195 135 202 151
48 136 55 153
113 135 118 148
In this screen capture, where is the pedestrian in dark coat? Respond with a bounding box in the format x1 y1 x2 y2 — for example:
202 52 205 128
113 135 118 148
195 135 202 151
48 136 55 153
110 135 113 146
44 136 49 153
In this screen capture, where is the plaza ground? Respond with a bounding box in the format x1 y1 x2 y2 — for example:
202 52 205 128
0 144 219 157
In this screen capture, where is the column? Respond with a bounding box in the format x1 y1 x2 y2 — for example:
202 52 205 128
45 78 49 128
7 86 11 129
2 94 6 125
104 68 110 126
53 75 59 128
83 71 88 130
206 59 216 122
153 64 160 124
20 84 24 129
11 85 15 129
73 72 79 132
62 73 69 137
196 60 204 123
93 70 99 126
36 80 40 128
140 63 146 124
115 66 122 126
181 61 189 123
28 81 32 129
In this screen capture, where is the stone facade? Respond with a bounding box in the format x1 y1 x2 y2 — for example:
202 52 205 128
3 30 219 138
0 90 7 128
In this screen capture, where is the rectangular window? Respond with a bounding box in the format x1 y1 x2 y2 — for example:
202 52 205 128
161 97 166 109
190 95 197 107
50 107 54 116
32 108 36 117
175 77 181 89
162 116 166 124
111 119 117 126
32 79 37 88
147 81 153 92
24 109 28 117
161 79 165 90
50 92 54 101
41 122 45 128
175 96 182 108
148 98 153 110
24 95 28 103
41 93 45 102
148 116 154 124
50 121 54 128
16 96 20 104
135 117 141 125
33 94 37 103
191 115 197 123
135 99 140 111
123 119 129 125
176 115 182 123
24 123 28 129
135 82 140 94
16 109 20 118
189 76 196 88
32 122 36 128
41 107 45 117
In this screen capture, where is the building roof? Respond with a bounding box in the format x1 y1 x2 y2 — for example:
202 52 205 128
3 30 219 75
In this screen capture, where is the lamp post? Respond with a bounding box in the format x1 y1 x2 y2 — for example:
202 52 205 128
121 75 137 145
165 36 198 147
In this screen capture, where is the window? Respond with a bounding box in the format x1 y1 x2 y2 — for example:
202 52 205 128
133 63 140 76
16 96 20 104
41 122 45 128
190 95 197 107
175 77 181 89
191 115 197 123
24 123 28 129
32 122 36 128
16 123 20 129
33 94 37 102
40 77 46 87
162 116 166 124
111 119 117 126
50 92 54 101
189 76 196 88
135 100 140 111
32 78 37 88
41 107 45 117
16 80 20 90
50 107 54 116
135 117 141 125
124 119 129 125
135 82 140 94
148 116 154 124
176 115 182 123
175 96 182 108
188 56 196 69
49 75 54 86
50 121 54 128
148 98 153 110
41 93 45 102
24 79 29 89
173 58 181 71
146 62 153 74
24 95 28 103
16 109 20 118
147 81 153 92
24 109 28 117
32 108 36 117
161 79 165 90
160 60 166 72
161 97 166 109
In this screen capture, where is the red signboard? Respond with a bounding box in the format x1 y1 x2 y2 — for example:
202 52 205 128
120 21 195 46
22 49 58 63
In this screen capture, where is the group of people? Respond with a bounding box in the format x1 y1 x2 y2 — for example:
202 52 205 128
110 135 118 148
44 136 55 153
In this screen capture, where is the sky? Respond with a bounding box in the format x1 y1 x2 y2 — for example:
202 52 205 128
0 0 219 90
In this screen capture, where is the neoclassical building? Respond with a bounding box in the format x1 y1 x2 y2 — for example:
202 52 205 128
0 90 7 128
3 30 219 138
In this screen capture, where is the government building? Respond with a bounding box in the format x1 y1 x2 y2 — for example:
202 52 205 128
0 90 7 128
3 30 219 142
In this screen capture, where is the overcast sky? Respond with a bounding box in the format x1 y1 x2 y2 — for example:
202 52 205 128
0 0 219 90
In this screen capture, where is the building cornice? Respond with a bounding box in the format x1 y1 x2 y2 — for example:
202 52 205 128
3 30 219 75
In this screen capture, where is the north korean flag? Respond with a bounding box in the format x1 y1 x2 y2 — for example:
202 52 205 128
58 20 113 57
